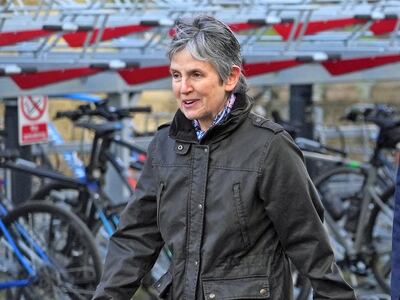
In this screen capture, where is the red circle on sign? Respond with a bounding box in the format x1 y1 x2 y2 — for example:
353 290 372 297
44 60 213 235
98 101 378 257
21 96 48 121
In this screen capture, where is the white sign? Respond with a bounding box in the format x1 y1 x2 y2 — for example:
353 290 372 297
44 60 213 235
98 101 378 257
18 95 49 145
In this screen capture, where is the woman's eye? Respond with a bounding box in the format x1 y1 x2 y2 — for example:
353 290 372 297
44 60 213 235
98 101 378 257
172 73 181 80
193 72 202 78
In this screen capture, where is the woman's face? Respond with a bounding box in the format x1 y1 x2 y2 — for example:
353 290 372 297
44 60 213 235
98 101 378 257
170 49 239 130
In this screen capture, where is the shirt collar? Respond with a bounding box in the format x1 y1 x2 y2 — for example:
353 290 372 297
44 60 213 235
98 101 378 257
192 93 236 141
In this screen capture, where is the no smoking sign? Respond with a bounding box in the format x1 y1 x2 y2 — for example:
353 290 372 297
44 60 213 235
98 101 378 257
18 95 49 145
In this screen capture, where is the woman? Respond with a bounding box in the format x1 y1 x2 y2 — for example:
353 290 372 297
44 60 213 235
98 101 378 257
93 15 356 300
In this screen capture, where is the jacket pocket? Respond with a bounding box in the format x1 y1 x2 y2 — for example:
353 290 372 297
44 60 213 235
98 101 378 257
156 182 165 229
233 183 251 249
202 275 270 299
152 270 172 299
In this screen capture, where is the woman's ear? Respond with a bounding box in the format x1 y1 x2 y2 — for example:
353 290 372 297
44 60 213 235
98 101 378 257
224 65 241 92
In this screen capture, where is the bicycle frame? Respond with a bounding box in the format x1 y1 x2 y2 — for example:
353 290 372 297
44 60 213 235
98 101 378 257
47 119 145 186
47 120 146 198
104 136 147 195
1 155 117 239
302 150 364 170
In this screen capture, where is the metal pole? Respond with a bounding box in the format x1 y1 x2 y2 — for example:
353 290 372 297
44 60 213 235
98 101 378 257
289 84 314 139
104 92 132 203
4 98 32 205
289 84 318 178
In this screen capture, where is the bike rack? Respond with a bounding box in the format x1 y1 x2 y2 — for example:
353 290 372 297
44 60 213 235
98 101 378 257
0 0 399 96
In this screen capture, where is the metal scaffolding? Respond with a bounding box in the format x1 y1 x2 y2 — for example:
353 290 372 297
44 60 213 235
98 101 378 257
1 0 400 96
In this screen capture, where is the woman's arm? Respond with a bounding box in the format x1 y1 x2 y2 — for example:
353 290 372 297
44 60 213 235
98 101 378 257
259 131 356 299
93 137 164 300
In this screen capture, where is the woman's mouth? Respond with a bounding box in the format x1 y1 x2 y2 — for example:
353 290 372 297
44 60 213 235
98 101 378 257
182 99 199 108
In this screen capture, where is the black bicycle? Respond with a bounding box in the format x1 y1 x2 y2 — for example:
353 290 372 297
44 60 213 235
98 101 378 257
29 100 171 299
295 104 398 299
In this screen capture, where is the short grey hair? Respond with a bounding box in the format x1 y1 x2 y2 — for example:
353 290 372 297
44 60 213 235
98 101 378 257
168 15 248 94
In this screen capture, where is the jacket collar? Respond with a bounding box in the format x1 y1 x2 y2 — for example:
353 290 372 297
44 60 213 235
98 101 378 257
169 93 253 143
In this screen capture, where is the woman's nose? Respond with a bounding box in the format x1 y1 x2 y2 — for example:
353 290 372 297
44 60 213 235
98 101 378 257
180 78 193 94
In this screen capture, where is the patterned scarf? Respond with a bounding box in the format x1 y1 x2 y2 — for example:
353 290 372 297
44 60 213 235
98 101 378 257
193 93 236 141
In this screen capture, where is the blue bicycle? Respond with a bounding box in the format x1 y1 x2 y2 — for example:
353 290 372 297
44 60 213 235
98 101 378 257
0 199 102 299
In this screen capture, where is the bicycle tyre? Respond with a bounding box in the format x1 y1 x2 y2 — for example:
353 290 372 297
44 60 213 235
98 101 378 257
0 201 102 299
31 181 87 210
365 185 395 293
31 182 82 200
315 166 368 222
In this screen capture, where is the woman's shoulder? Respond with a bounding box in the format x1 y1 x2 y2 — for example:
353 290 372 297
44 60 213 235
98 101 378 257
247 112 284 134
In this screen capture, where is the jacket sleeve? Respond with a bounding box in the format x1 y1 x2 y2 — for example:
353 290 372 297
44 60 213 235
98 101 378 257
258 131 357 299
92 137 164 300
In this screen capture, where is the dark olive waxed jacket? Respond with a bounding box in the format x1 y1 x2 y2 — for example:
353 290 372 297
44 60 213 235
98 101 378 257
93 93 356 300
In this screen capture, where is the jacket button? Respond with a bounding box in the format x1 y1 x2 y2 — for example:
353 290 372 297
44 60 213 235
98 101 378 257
259 288 268 295
204 148 208 153
209 293 216 299
177 145 184 151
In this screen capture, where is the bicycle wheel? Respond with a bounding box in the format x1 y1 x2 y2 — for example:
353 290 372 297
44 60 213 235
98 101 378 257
33 182 172 299
32 182 118 258
366 185 395 293
315 166 368 229
0 201 102 299
309 167 369 293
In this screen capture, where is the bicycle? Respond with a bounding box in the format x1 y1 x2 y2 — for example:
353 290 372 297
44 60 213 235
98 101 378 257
296 103 399 298
31 100 152 245
0 151 102 299
29 100 171 298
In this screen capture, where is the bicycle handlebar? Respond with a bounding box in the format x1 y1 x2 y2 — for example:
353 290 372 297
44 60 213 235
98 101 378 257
343 103 399 129
55 99 152 122
55 110 83 121
363 115 400 129
343 103 400 151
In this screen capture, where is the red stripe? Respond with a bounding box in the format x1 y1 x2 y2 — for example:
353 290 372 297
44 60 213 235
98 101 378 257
118 65 170 84
119 61 304 84
243 60 303 76
0 29 53 46
370 18 398 35
63 31 92 47
322 54 400 75
11 68 103 89
63 24 153 47
229 23 263 32
273 18 367 40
